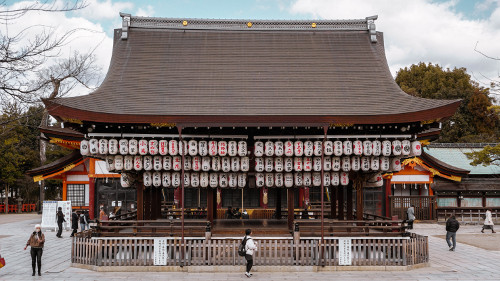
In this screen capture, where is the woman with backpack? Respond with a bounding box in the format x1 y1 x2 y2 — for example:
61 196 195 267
242 229 257 278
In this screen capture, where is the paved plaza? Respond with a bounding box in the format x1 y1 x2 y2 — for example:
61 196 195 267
1 214 500 280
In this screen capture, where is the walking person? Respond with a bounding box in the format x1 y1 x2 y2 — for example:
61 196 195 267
70 210 79 237
56 207 65 238
445 215 460 251
243 229 258 278
80 211 88 231
24 224 45 276
407 204 415 230
481 209 496 233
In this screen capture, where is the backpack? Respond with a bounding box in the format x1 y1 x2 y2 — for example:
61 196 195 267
238 236 249 257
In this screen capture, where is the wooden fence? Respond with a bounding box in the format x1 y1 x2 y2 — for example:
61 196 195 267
437 207 500 224
72 234 428 267
389 196 437 220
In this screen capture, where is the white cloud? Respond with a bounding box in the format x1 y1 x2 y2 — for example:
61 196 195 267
136 5 155 17
75 0 134 20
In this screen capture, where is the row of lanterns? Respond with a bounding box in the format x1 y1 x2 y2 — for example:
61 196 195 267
121 172 247 188
255 172 351 188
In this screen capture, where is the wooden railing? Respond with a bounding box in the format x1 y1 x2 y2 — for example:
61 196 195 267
110 210 137 221
437 207 500 224
294 219 408 237
72 234 428 267
389 196 437 220
93 219 208 237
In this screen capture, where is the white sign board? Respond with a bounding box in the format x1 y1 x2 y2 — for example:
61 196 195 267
41 201 58 230
154 238 168 265
338 238 352 265
57 201 72 230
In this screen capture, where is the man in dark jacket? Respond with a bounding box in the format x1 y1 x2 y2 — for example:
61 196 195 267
446 215 460 251
56 207 65 238
70 211 79 237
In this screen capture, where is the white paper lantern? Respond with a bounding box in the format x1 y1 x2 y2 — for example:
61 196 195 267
228 173 237 188
275 173 284 188
238 173 246 188
148 140 158 155
274 157 284 172
138 139 148 155
99 139 108 155
89 139 98 154
254 141 264 157
331 172 340 186
255 157 264 172
334 141 343 156
366 173 383 187
353 140 363 156
311 173 320 187
199 141 208 156
265 141 274 156
188 140 198 156
361 156 370 171
323 172 331 186
108 139 118 155
391 157 402 172
192 156 201 171
392 140 402 156
332 157 341 171
134 156 143 171
294 141 304 156
284 157 293 172
265 173 274 187
143 171 152 187
159 140 168 155
294 172 303 186
119 139 129 155
303 172 312 187
128 139 138 155
294 157 303 171
184 156 192 171
324 141 333 156
153 156 162 171
221 157 231 172
241 157 249 172
201 157 211 171
314 141 323 156
162 172 171 187
153 172 161 187
284 140 294 156
303 157 312 171
411 141 422 156
179 140 188 156
218 141 227 156
172 172 181 187
228 141 237 157
351 156 361 171
284 173 294 188
184 172 191 187
124 156 133 171
343 140 353 155
265 157 273 172
382 140 392 156
237 141 247 157
380 156 390 171
168 140 178 156
255 173 265 188
340 172 349 186
211 156 221 171
342 156 351 171
80 140 89 156
274 141 284 157
191 173 200 188
372 140 381 156
105 156 115 171
163 156 172 170
363 140 372 156
304 141 314 157
143 156 153 171
173 156 181 171
313 157 322 172
200 172 209 188
209 173 218 188
371 156 380 171
402 140 411 156
121 173 132 188
323 157 332 171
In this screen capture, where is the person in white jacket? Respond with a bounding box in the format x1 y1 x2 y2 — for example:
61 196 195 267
244 229 258 278
481 209 496 233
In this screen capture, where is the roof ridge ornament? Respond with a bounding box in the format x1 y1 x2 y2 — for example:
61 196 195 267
366 15 378 43
120 12 131 40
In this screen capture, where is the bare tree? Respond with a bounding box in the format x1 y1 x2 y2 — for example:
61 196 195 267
474 41 500 100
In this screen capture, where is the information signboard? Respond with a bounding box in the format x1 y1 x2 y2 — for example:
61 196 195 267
338 238 352 265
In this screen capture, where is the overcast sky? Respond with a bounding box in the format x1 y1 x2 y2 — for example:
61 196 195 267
3 0 500 99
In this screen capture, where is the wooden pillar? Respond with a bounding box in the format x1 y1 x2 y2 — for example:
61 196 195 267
356 180 364 221
89 179 95 220
213 188 218 219
287 188 295 230
385 178 392 217
137 184 144 220
346 183 353 220
275 188 282 219
207 188 214 223
298 188 304 208
337 186 344 220
330 187 337 219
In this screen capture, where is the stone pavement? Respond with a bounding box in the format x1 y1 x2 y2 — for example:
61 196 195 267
1 214 500 280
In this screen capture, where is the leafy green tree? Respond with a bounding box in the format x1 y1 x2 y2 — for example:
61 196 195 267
466 144 500 166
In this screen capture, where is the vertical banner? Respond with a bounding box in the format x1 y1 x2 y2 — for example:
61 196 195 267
57 201 72 230
338 238 352 265
41 201 58 230
154 238 168 265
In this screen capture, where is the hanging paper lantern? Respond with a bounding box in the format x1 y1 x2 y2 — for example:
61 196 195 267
343 140 353 155
89 139 98 154
361 156 370 171
255 173 265 188
211 156 221 171
331 172 340 186
391 157 402 172
324 141 333 156
294 157 303 171
363 140 372 156
201 157 211 171
184 156 192 171
274 141 284 157
228 141 237 157
312 173 321 187
351 156 360 171
303 157 312 171
323 172 331 186
303 172 312 187
323 157 332 171
334 141 343 156
392 140 402 156
332 157 341 171
237 173 246 188
284 140 294 156
143 156 153 171
108 139 118 155
380 156 390 171
158 140 168 155
124 156 133 171
402 140 411 156
183 172 190 187
128 139 138 155
372 140 381 156
255 157 264 172
284 173 294 188
172 172 181 187
138 139 148 155
80 140 89 156
143 171 152 187
340 172 349 186
105 156 115 172
411 141 422 156
265 157 273 172
370 156 380 171
382 140 392 156
99 139 108 155
241 157 249 172
221 157 230 172
218 141 227 156
134 156 143 171
209 173 218 188
304 141 314 156
313 157 322 172
313 141 323 156
179 140 188 156
153 172 161 187
228 173 237 188
162 172 171 188
366 173 383 187
284 157 293 172
200 172 209 188
253 141 264 157
353 140 363 156
192 156 201 171
167 140 178 156
265 141 274 156
172 156 181 171
274 157 283 172
199 140 208 156
185 140 196 156
294 141 304 156
114 155 124 171
119 139 129 155
120 173 132 188
237 141 247 157
191 173 200 188
148 140 158 155
342 156 351 171
274 173 284 188
294 172 303 186
163 156 172 170
153 156 162 171
265 173 274 187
